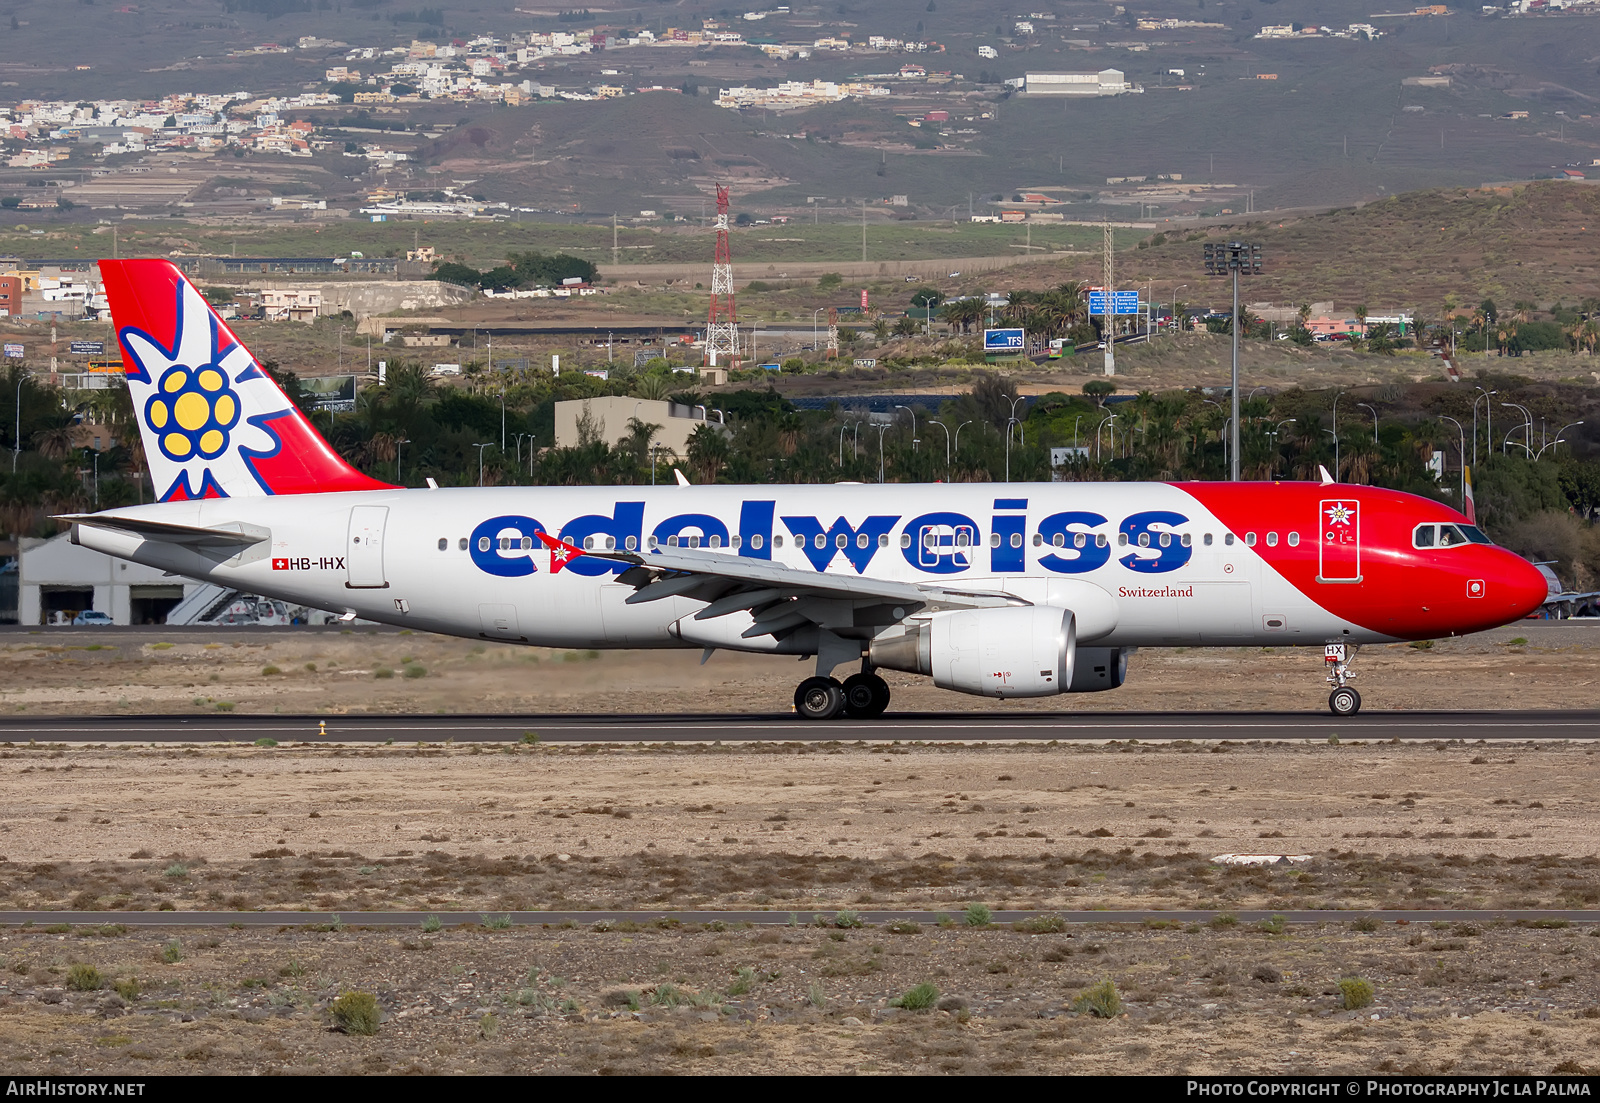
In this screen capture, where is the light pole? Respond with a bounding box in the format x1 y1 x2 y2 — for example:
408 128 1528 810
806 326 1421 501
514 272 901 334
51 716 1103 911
1203 241 1262 481
1005 418 1017 482
396 438 411 484
953 419 972 456
1008 396 1028 446
1501 402 1533 456
1358 402 1379 444
894 404 917 451
1439 416 1465 504
1472 387 1496 467
1097 414 1116 460
84 447 98 507
1538 421 1583 460
12 373 22 474
500 389 506 451
1331 391 1346 477
838 423 848 468
875 422 890 484
927 419 952 467
473 442 491 486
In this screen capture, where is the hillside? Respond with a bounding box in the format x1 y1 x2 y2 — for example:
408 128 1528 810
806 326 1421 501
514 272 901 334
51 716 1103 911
1005 181 1600 314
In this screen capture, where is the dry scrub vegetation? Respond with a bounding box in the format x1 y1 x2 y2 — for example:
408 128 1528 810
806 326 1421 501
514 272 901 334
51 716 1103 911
2 920 1597 1075
0 622 1596 715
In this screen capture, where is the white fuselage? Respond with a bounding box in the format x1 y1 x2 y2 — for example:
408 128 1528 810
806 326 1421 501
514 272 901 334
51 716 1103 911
71 482 1381 649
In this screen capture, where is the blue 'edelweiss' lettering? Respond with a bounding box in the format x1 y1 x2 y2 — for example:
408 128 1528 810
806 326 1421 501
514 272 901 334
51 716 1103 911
1036 511 1111 574
781 514 901 573
653 512 730 548
559 502 644 576
465 500 1199 580
1119 510 1192 574
469 514 546 577
900 511 979 575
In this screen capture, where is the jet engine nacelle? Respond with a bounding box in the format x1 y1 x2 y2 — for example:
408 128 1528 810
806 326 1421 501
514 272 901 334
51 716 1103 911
870 606 1075 698
1066 646 1133 693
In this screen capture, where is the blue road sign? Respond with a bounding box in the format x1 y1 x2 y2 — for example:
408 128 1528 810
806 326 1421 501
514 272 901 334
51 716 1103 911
1088 291 1141 316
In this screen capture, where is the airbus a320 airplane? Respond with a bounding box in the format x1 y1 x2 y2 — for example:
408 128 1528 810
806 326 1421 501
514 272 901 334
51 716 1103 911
63 260 1547 718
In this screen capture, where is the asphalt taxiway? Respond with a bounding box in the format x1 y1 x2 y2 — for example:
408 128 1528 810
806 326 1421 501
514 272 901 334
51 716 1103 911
0 710 1595 743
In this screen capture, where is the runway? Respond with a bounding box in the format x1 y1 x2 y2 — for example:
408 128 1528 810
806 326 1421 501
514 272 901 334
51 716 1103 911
0 710 1596 743
2 908 1596 928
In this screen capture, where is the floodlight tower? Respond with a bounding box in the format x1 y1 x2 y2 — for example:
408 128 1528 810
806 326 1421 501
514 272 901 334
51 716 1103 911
1202 240 1263 481
704 183 740 367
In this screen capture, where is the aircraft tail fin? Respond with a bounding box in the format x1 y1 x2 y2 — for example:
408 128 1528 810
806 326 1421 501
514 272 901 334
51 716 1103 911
100 258 392 501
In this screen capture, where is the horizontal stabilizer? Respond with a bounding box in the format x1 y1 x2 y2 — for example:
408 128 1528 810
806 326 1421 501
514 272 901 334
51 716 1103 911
57 513 269 548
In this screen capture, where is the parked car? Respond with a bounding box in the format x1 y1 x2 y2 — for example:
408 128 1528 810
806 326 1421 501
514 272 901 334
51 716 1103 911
72 610 113 626
213 612 260 626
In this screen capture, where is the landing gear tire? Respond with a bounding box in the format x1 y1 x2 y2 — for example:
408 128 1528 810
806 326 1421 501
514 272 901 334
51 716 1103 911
842 672 891 718
1328 686 1361 717
794 676 846 721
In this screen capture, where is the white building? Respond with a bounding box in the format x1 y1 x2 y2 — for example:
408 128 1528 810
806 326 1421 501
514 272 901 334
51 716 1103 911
554 396 729 457
18 532 196 625
1022 70 1131 96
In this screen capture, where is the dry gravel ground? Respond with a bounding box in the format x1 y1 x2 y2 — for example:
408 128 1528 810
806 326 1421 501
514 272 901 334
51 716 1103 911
1 920 1598 1075
0 621 1596 716
1 624 1598 1074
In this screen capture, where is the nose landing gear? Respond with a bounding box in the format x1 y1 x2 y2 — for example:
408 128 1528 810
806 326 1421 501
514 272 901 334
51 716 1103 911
1325 642 1361 716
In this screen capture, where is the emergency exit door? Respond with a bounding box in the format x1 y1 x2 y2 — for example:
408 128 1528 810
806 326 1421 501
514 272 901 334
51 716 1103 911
346 505 389 589
1317 498 1361 583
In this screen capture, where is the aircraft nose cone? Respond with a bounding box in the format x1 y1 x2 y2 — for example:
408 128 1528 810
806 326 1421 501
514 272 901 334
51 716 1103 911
1501 554 1549 619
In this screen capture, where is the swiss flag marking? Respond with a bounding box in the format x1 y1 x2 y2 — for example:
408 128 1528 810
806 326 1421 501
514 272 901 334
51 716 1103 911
271 558 288 570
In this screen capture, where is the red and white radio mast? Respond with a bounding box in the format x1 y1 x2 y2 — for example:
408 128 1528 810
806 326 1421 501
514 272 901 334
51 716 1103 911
704 183 740 366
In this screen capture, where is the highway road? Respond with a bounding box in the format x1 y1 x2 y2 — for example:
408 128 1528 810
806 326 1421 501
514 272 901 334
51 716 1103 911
1 909 1595 928
0 710 1596 743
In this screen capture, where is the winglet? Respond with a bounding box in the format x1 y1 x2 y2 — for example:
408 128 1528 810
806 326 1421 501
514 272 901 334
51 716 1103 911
537 530 584 574
1318 464 1335 486
674 467 691 486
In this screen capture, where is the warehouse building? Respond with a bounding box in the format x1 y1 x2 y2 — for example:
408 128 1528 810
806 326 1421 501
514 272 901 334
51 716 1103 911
1022 70 1132 96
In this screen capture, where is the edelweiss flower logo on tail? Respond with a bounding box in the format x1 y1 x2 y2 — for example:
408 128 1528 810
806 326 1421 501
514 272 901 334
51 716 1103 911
102 258 394 499
118 277 295 501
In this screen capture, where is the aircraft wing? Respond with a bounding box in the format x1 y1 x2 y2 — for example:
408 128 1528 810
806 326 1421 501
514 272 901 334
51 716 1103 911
539 534 1021 639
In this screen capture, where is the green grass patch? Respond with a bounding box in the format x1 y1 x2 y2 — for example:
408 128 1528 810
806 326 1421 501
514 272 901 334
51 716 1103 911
890 982 939 1011
331 991 381 1035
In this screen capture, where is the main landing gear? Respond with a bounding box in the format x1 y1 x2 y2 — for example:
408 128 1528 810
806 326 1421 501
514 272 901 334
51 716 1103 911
794 669 890 721
1325 642 1361 717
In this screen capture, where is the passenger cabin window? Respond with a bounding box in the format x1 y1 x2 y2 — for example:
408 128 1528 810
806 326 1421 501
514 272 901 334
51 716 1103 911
625 535 638 551
1287 532 1300 547
437 538 447 551
1181 533 1192 547
774 535 785 548
1203 533 1214 547
1245 532 1257 547
750 534 763 550
1266 532 1279 547
458 538 468 551
1224 533 1235 546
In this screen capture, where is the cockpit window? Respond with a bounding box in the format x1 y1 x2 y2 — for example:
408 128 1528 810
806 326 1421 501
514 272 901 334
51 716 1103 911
1414 523 1494 549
